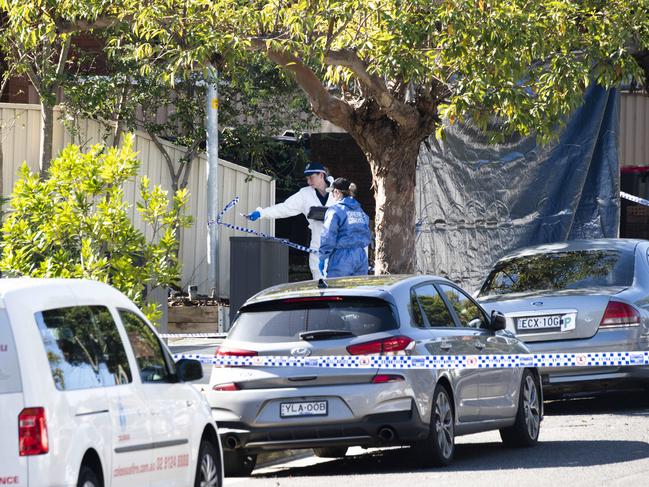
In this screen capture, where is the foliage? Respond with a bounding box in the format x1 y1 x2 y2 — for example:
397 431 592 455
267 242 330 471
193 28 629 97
0 134 192 321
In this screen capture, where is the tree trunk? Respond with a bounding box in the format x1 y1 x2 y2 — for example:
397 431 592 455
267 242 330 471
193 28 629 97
367 143 419 274
39 103 55 175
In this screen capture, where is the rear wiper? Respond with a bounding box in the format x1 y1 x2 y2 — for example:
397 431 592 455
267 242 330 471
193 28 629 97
299 330 356 341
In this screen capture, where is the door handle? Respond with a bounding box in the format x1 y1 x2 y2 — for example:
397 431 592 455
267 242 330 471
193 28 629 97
473 341 485 350
186 400 195 407
440 342 452 351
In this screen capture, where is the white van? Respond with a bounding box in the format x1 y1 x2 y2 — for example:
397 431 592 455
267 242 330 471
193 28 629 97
0 279 222 487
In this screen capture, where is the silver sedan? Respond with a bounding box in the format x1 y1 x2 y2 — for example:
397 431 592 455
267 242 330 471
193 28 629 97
477 239 649 396
205 275 542 476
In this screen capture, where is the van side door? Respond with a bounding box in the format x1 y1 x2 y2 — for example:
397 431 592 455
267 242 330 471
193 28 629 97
119 310 196 487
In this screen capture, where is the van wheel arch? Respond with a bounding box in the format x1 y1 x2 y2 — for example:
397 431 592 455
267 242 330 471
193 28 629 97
78 449 103 487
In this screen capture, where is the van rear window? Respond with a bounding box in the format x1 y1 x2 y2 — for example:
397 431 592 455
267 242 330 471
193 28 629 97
229 297 398 343
0 310 22 394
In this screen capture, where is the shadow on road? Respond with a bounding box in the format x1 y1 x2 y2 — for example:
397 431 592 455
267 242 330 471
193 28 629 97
544 389 649 417
254 390 649 478
255 438 649 478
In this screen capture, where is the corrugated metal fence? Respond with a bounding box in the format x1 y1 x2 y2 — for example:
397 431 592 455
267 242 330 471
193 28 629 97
0 103 275 298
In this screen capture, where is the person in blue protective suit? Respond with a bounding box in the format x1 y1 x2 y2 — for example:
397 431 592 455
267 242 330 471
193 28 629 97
318 178 372 278
246 161 335 279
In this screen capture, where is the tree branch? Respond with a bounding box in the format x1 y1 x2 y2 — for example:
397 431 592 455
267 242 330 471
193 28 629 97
324 48 419 128
250 39 354 131
147 129 178 192
55 16 127 34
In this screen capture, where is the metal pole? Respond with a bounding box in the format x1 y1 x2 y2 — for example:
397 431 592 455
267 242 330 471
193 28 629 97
206 65 219 297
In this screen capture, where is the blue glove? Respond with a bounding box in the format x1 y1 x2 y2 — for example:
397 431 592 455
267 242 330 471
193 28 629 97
247 210 261 221
318 259 326 276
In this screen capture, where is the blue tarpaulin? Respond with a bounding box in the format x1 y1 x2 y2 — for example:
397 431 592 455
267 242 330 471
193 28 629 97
415 85 620 292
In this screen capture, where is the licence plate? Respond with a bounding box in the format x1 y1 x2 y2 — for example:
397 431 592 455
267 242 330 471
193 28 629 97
516 314 563 333
280 400 328 418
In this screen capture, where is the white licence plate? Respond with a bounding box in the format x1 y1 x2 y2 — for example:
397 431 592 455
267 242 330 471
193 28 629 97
516 314 562 332
280 400 328 418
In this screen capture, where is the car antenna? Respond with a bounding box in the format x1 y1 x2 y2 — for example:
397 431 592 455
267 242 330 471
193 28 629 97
317 278 328 289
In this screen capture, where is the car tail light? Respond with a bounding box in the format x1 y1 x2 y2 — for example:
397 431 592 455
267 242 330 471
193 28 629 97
371 374 405 384
346 336 413 355
212 383 240 391
216 346 258 357
599 300 641 328
19 407 48 456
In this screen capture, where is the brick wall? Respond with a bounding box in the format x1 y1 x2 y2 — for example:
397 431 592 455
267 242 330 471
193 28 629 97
309 132 375 219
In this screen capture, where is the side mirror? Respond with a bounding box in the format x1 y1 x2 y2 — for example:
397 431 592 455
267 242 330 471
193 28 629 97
489 310 507 331
175 358 203 382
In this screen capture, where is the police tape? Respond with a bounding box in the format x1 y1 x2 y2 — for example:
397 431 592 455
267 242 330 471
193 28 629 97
171 351 649 369
160 333 226 338
621 191 649 207
208 197 318 254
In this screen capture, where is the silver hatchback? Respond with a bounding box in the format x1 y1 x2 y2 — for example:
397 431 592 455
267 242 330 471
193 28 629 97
206 275 542 475
477 239 649 395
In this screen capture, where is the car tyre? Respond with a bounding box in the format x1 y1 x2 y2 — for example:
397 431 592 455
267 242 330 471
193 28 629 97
500 369 541 447
195 440 222 487
223 450 257 477
77 465 100 487
313 447 348 458
414 383 455 467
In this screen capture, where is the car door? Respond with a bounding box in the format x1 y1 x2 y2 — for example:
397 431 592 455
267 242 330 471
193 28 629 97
119 309 195 487
438 284 518 420
411 283 481 422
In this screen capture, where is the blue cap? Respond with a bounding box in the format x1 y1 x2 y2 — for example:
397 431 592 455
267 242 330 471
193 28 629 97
304 162 326 175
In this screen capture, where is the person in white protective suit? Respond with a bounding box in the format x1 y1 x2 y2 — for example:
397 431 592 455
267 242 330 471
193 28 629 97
247 161 334 279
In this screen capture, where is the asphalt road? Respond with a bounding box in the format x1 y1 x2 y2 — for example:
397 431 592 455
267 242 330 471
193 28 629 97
168 341 649 486
226 389 649 487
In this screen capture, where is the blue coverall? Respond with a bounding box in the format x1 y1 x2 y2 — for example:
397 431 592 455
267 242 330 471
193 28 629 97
319 196 372 277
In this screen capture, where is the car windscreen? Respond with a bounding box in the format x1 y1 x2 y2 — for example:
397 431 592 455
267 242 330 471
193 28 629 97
0 309 22 394
229 297 398 343
479 249 635 297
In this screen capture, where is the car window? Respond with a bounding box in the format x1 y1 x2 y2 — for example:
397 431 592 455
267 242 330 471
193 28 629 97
119 310 174 383
35 306 132 391
229 297 398 343
412 285 454 327
409 291 424 327
439 284 488 329
0 309 22 394
479 249 635 296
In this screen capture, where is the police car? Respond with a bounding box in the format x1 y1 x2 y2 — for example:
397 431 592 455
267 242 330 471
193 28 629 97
0 279 222 486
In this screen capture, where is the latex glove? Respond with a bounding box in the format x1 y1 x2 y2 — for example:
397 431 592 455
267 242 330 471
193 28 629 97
247 210 261 221
318 259 326 276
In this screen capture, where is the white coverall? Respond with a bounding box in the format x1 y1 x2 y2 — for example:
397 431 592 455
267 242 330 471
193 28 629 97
256 178 334 279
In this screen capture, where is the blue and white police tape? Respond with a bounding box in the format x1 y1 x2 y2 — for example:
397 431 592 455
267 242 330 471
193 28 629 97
208 197 318 254
621 191 649 207
160 333 226 338
172 351 649 369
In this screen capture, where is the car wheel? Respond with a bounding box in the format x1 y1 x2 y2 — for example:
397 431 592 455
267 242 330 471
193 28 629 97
223 450 257 477
195 440 222 487
414 383 455 467
313 447 348 458
500 369 541 447
77 466 100 487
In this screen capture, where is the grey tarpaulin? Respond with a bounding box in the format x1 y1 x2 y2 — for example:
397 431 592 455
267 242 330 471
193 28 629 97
415 85 620 292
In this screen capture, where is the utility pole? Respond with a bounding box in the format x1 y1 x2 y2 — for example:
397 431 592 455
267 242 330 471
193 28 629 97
206 65 219 297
